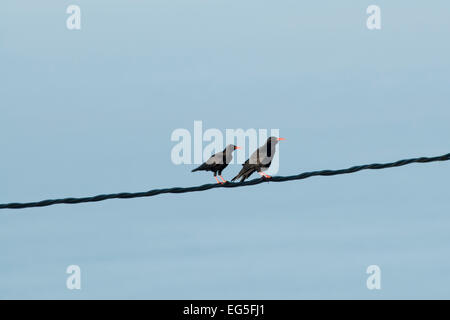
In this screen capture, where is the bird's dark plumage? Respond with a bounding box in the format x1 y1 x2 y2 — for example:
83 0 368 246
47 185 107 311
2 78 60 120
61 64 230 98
231 136 284 182
192 144 240 183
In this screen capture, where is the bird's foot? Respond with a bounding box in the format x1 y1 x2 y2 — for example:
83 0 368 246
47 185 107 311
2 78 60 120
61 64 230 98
219 175 228 183
258 172 272 179
214 177 224 184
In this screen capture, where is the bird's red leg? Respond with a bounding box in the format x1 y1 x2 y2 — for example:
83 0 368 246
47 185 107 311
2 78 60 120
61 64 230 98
258 172 272 179
219 175 227 183
214 176 223 184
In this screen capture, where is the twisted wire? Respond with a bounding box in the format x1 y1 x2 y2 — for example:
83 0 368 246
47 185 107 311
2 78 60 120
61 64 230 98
1 152 449 210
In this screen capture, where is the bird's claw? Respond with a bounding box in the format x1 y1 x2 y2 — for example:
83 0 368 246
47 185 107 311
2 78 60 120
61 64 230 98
219 176 228 184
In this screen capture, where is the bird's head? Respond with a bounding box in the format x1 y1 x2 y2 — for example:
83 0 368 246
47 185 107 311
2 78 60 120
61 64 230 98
267 136 286 146
225 144 241 153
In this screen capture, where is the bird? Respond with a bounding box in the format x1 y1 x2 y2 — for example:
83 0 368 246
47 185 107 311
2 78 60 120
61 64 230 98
231 136 285 182
192 144 241 184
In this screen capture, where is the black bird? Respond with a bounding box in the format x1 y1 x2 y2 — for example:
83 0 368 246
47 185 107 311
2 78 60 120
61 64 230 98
231 136 285 182
192 144 241 184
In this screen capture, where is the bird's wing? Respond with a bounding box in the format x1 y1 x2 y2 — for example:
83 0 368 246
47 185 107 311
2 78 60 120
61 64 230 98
205 151 225 165
258 153 272 167
257 143 276 167
232 162 256 181
246 148 261 166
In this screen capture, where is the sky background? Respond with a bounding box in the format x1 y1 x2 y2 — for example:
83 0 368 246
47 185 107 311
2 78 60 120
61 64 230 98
1 0 450 299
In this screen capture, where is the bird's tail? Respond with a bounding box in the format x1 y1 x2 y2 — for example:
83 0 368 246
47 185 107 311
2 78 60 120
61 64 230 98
191 163 206 172
231 167 251 182
231 173 241 182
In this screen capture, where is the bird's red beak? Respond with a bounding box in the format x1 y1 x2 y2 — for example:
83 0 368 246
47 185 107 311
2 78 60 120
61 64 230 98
234 146 241 150
277 138 286 141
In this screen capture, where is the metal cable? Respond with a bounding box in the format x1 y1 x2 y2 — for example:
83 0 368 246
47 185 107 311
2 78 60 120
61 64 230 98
1 152 449 210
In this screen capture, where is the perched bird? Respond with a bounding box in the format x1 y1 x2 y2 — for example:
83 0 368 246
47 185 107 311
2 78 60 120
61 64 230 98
231 137 285 182
192 144 241 184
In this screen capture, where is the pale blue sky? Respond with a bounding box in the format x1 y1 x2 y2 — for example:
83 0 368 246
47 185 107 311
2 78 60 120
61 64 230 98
1 0 450 299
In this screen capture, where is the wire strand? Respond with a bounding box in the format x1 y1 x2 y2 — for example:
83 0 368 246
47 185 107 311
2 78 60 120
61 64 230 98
1 152 449 210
